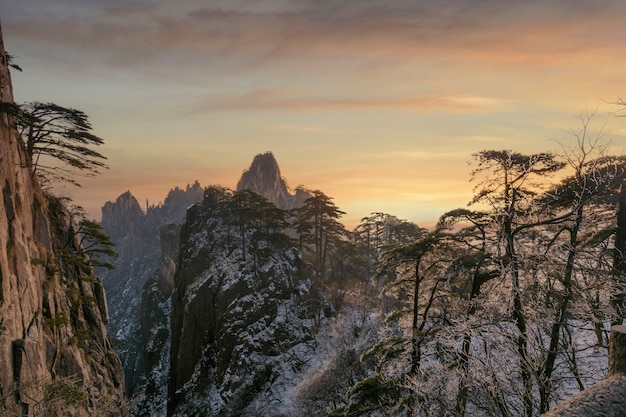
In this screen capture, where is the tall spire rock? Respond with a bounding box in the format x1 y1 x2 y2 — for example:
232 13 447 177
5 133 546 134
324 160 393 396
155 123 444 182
0 27 126 416
236 152 293 209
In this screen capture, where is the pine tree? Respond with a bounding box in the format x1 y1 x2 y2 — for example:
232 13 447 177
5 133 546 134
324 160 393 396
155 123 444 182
15 102 108 186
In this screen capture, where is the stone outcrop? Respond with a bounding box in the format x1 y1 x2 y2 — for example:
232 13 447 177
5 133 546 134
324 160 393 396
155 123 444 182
0 26 126 416
99 192 152 397
101 191 145 243
130 224 180 417
101 155 312 415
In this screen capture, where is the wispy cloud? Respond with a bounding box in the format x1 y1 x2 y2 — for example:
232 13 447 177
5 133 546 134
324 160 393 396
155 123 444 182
269 124 325 133
4 0 626 75
189 89 508 113
4 0 625 226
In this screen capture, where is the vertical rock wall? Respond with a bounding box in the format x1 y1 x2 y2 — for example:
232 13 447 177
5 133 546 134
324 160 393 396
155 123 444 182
98 184 202 405
0 26 126 416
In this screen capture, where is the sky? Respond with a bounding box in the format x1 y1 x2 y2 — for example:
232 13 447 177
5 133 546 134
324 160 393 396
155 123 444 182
1 0 626 227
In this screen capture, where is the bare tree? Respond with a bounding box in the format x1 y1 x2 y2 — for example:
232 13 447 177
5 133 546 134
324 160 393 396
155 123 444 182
535 113 626 412
470 150 565 417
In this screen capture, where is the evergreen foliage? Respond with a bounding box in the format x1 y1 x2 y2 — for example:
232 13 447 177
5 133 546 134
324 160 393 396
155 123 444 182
15 101 108 186
293 190 347 278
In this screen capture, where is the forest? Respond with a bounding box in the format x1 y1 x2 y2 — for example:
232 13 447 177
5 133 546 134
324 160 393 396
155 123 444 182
271 121 626 416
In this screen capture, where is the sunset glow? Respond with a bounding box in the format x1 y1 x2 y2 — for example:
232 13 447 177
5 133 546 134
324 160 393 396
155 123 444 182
2 0 626 227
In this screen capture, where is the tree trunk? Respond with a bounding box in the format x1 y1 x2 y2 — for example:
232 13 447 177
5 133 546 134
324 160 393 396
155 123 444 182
410 256 422 375
506 216 533 417
539 205 583 413
612 179 626 326
455 269 489 416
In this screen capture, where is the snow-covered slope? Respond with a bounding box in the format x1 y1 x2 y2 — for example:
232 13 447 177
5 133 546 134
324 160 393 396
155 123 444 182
168 188 315 416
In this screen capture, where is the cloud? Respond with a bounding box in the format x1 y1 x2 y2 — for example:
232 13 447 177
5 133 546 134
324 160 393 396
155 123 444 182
4 0 626 76
189 89 508 113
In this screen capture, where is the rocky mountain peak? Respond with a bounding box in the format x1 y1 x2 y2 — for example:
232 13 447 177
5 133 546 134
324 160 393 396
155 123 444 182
236 152 292 209
168 188 313 415
150 181 204 225
101 191 145 240
98 183 203 410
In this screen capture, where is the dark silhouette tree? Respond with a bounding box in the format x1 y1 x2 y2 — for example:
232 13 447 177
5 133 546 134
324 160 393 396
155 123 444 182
228 189 288 262
294 190 346 278
77 219 118 271
15 101 108 186
381 231 440 376
5 52 22 72
437 208 500 417
63 204 119 272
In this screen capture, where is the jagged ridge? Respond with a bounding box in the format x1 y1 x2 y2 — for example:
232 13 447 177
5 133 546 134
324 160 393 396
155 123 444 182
99 183 203 400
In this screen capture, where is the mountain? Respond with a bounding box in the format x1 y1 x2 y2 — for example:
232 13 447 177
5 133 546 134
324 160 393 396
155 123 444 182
99 182 203 407
236 152 310 210
101 191 145 245
168 187 315 416
100 154 316 416
0 28 126 416
99 191 153 397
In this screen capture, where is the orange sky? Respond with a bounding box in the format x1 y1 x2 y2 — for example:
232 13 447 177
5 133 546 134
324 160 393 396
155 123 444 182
2 0 626 227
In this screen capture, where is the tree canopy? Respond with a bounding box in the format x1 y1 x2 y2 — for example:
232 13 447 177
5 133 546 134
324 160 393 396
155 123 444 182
15 101 108 186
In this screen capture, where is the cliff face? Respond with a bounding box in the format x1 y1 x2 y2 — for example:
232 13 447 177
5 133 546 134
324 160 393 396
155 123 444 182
99 191 152 397
99 183 202 414
0 27 126 416
168 188 314 416
130 224 179 417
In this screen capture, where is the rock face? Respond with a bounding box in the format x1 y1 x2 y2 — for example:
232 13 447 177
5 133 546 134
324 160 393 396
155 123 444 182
236 152 309 210
99 191 152 397
101 191 145 244
100 154 312 415
98 182 203 414
0 27 126 416
130 224 180 417
168 187 314 416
